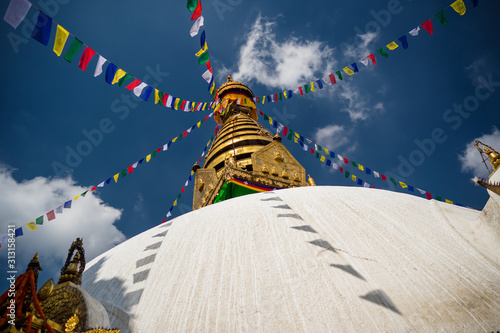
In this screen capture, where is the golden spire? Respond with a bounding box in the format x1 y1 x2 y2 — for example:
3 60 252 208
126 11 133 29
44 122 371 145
474 141 500 174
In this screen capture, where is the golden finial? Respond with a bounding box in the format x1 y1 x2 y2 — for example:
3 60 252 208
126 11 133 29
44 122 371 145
273 132 282 143
293 173 300 182
281 169 289 179
308 175 316 186
475 141 500 172
226 74 233 83
262 165 269 174
271 167 279 176
65 313 79 332
192 162 201 173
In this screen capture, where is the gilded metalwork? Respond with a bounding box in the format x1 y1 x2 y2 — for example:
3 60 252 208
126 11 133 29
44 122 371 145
474 141 500 175
281 169 289 179
65 314 79 332
308 175 317 186
26 252 43 287
59 238 85 285
262 165 269 174
474 177 500 196
37 278 55 302
274 148 284 162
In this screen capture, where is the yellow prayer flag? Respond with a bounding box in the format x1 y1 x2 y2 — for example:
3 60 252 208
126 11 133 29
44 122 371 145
352 175 357 182
399 181 408 189
191 170 194 176
192 102 196 110
112 69 127 85
450 0 466 15
197 121 201 128
74 195 80 201
53 25 69 56
269 117 273 125
262 96 266 104
386 42 399 50
294 137 298 143
343 67 355 76
310 82 315 91
295 132 300 138
324 148 329 155
283 91 288 99
173 200 178 207
154 89 160 104
445 199 453 204
113 173 119 182
207 140 211 147
174 98 180 110
26 222 38 231
358 164 364 171
320 155 326 162
146 154 152 162
172 137 178 143
195 42 208 57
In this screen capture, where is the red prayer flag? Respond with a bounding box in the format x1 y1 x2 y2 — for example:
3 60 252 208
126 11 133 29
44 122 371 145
282 126 289 136
180 100 186 110
78 47 96 71
259 110 264 116
181 187 185 193
367 53 376 66
206 60 213 73
339 167 344 173
421 20 433 35
198 157 202 163
90 186 97 191
328 74 336 85
162 93 168 106
47 210 56 221
381 175 387 181
183 131 188 137
161 218 166 223
126 79 141 90
191 0 202 20
310 148 315 154
299 87 304 95
156 147 162 153
274 94 278 101
343 157 349 164
128 165 134 173
204 115 210 121
426 192 432 200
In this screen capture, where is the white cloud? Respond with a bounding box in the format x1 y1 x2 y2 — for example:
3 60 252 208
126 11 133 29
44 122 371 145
314 124 350 152
459 127 500 178
341 31 379 60
231 15 336 89
337 82 385 121
0 165 125 280
465 55 490 87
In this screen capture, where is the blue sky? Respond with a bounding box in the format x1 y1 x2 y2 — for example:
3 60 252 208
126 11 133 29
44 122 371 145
1 0 499 290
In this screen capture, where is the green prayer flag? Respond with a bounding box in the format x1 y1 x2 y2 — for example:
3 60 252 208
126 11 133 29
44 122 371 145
152 151 157 158
198 50 209 65
287 130 294 140
120 170 127 177
435 196 444 202
177 193 182 199
435 10 448 26
36 216 44 225
376 48 389 58
351 161 357 167
315 152 320 158
118 73 133 88
390 178 397 185
345 171 350 178
64 38 83 63
178 134 182 141
317 145 323 151
187 0 198 12
158 91 164 102
336 71 343 80
305 84 311 94
279 92 283 100
263 114 269 121
81 190 89 197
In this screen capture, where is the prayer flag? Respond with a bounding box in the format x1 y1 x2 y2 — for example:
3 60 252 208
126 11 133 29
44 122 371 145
56 205 63 214
202 69 212 83
426 192 432 200
409 26 420 36
367 53 376 65
376 48 389 58
191 0 202 20
451 0 466 15
445 199 453 204
128 165 134 174
399 181 408 189
421 20 434 35
398 35 408 49
390 178 397 186
118 73 133 87
78 47 96 71
320 155 326 162
328 73 336 85
64 200 72 208
155 89 160 104
336 71 343 80
94 55 107 77
381 174 387 181
343 67 355 75
31 11 52 46
47 210 56 221
105 63 118 84
408 186 414 192
359 58 369 66
470 0 478 7
365 168 371 174
343 157 349 164
26 222 37 231
140 86 154 101
310 82 315 91
126 78 141 90
15 227 23 237
187 0 198 11
351 63 359 73
304 84 311 94
111 69 127 85
133 82 148 97
74 195 80 201
53 25 69 56
435 10 448 26
196 42 208 56
36 216 44 225
357 178 363 186
435 196 444 202
190 15 204 37
120 169 127 177
113 173 119 182
4 0 31 29
198 50 209 64
386 42 398 50
358 164 364 171
64 37 83 63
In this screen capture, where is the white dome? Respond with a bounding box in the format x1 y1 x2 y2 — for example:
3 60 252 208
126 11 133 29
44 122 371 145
82 186 500 332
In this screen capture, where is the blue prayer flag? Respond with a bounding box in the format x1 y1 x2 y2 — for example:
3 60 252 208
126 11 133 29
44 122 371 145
351 62 359 72
15 227 23 237
140 86 154 101
365 168 372 174
398 35 408 49
64 200 72 208
31 11 52 46
105 63 118 84
315 80 323 89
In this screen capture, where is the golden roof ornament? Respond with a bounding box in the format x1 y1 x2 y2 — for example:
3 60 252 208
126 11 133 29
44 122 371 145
59 238 86 285
65 313 79 332
308 175 317 186
474 140 500 174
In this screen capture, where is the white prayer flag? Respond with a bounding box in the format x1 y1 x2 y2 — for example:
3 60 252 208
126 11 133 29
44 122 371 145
166 95 173 108
133 83 148 97
417 188 426 195
303 144 308 151
4 0 31 29
332 163 339 170
337 154 343 161
163 143 169 151
409 26 420 36
359 58 369 66
183 101 190 112
373 171 380 178
94 55 107 77
277 124 284 134
185 180 189 187
55 205 63 214
190 15 204 37
133 162 139 169
166 211 172 218
363 183 370 188
321 77 332 85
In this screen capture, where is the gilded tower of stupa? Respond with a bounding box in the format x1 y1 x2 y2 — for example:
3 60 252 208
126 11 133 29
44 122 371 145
192 75 313 210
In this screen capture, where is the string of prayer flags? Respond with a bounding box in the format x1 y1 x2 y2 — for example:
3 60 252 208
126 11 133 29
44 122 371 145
163 135 214 222
258 110 462 207
4 0 31 29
